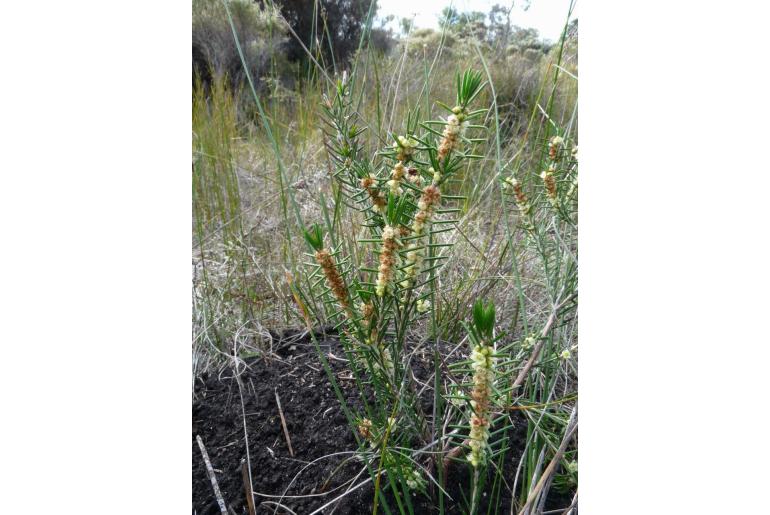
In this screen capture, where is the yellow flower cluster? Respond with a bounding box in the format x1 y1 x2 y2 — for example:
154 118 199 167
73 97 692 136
386 137 417 197
431 167 441 184
503 176 533 229
521 334 536 350
548 135 564 160
359 301 374 328
540 163 559 208
357 416 397 449
438 109 468 163
399 243 423 289
413 184 441 236
405 468 425 490
358 418 373 440
387 161 405 196
358 301 378 348
361 175 387 213
362 336 395 380
468 342 495 468
405 166 422 187
315 249 350 315
565 175 578 204
377 345 395 378
375 225 400 297
394 136 417 162
400 184 441 289
543 135 577 210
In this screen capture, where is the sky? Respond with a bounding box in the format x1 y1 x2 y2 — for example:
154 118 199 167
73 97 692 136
376 0 577 43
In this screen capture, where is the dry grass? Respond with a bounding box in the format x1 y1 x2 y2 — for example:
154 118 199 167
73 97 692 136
192 17 577 369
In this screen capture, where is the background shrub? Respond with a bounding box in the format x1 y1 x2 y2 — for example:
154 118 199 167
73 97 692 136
277 0 379 65
192 0 289 90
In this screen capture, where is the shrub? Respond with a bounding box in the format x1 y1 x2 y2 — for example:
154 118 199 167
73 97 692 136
397 27 456 57
297 69 497 508
277 0 379 65
192 5 579 510
289 67 579 512
192 0 289 89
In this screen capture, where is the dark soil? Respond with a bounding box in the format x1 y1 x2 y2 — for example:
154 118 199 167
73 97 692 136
193 329 575 514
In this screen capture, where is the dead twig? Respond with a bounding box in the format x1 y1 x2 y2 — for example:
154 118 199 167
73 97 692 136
260 500 298 515
510 294 575 394
307 477 373 515
196 435 228 515
242 458 257 515
275 387 295 457
518 404 578 515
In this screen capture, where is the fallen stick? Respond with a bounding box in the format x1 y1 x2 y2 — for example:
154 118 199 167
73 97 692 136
509 310 558 393
241 458 257 515
275 388 295 457
260 500 298 515
518 404 578 515
196 434 228 515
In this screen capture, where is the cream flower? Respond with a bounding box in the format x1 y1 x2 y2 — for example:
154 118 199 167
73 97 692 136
468 338 495 468
432 169 441 184
522 335 536 350
375 225 400 297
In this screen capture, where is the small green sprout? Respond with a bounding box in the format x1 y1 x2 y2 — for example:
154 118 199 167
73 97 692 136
456 69 486 109
472 299 496 340
303 223 324 251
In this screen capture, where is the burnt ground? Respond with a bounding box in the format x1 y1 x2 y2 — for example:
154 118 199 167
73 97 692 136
193 329 575 514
